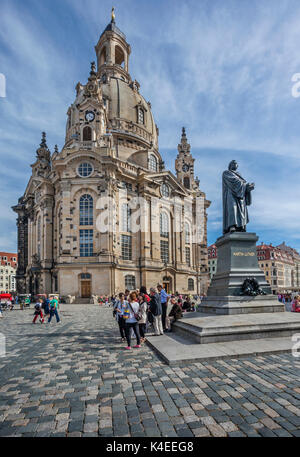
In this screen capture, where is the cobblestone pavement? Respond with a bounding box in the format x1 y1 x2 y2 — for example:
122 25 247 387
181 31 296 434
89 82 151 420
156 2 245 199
0 305 299 437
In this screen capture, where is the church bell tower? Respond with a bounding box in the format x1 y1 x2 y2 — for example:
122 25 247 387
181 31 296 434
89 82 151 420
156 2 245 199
175 127 198 190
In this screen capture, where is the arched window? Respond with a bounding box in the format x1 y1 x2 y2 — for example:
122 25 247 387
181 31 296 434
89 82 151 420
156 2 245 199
185 222 191 244
161 183 169 198
83 126 92 141
100 47 107 66
37 216 41 259
160 212 169 238
149 154 157 172
121 203 131 232
115 45 125 67
37 216 41 242
125 275 136 290
80 194 93 225
183 177 190 189
138 108 144 124
188 278 194 291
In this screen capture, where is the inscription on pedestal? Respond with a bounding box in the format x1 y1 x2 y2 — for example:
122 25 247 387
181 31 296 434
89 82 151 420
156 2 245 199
233 252 255 256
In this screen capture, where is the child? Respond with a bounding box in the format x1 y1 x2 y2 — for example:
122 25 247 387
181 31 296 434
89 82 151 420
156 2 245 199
33 299 44 324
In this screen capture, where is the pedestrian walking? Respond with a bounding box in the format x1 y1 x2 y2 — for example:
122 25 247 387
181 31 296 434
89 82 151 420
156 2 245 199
123 291 141 350
149 287 163 336
43 296 50 317
48 296 60 323
33 298 44 324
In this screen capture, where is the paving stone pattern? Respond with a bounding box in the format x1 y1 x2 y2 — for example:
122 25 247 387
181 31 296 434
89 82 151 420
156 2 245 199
0 305 299 437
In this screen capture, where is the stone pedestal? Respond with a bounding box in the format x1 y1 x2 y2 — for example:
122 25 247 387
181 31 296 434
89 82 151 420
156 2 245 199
200 232 284 314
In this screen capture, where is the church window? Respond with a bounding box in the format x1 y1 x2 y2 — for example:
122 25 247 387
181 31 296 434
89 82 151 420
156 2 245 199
78 162 93 177
186 247 191 266
79 229 94 257
125 275 136 290
100 47 107 66
161 183 169 198
188 278 194 291
160 212 169 238
80 194 93 225
121 181 132 191
115 45 125 67
121 204 131 232
121 235 132 260
37 216 41 242
160 240 169 263
37 216 42 259
138 108 144 124
80 273 91 279
185 222 191 244
183 177 190 189
83 126 92 141
149 154 157 172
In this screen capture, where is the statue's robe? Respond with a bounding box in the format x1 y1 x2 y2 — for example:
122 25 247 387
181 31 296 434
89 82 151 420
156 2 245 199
222 169 252 234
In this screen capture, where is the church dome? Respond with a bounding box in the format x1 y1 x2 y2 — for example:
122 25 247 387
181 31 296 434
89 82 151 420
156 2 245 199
94 12 160 161
102 77 158 150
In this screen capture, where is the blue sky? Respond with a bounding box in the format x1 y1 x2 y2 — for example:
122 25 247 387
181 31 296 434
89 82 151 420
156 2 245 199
1 0 300 252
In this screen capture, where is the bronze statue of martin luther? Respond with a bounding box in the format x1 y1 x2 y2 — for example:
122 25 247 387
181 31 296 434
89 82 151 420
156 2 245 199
222 160 255 234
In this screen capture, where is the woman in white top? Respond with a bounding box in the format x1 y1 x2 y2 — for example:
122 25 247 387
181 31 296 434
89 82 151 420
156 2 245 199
138 294 148 343
124 291 141 350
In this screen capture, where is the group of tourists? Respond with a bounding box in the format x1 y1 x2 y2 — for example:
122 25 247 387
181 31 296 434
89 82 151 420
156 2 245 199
277 292 300 312
112 285 197 350
98 295 110 305
32 296 61 324
290 295 300 313
0 293 61 323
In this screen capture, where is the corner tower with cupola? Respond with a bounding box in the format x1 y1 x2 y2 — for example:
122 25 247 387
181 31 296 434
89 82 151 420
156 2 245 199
175 127 200 191
13 9 210 300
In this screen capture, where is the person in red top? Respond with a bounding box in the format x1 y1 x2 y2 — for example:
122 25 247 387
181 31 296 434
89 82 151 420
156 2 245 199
33 298 44 324
292 295 300 313
140 286 150 303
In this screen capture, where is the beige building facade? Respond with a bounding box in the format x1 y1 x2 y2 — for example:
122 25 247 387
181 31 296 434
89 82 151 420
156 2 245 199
13 14 210 301
257 243 300 294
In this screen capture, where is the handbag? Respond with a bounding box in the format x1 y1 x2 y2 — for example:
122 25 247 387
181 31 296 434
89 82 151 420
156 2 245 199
129 302 142 321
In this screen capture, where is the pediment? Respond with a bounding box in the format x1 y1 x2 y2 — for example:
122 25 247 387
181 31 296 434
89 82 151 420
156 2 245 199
141 171 189 196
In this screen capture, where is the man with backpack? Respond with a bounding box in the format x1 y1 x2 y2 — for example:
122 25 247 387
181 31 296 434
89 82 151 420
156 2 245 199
48 296 60 324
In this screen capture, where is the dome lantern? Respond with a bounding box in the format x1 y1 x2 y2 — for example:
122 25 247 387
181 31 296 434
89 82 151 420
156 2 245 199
95 8 131 81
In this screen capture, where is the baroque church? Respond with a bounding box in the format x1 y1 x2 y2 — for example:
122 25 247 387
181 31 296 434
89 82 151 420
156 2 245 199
13 11 210 301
